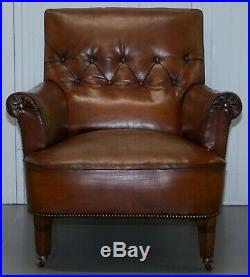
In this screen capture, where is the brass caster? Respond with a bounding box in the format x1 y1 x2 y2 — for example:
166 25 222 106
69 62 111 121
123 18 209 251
36 256 47 268
203 257 214 271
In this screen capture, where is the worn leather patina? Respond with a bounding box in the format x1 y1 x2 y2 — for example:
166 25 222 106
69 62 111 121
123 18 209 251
6 8 242 270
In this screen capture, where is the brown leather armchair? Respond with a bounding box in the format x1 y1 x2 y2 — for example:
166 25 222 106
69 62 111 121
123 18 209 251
6 8 242 270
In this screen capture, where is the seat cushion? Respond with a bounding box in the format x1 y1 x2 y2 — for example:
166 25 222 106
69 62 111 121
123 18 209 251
25 129 224 170
25 129 225 216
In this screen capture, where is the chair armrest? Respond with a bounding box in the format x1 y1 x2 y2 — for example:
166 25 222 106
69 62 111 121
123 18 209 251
6 82 68 156
181 84 242 158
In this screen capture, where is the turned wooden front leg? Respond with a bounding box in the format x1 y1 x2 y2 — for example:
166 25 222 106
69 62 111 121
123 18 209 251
33 215 53 267
197 217 216 271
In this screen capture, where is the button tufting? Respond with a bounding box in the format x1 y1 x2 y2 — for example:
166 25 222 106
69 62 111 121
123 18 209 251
89 56 95 63
47 52 196 90
75 78 81 85
121 56 126 63
183 53 190 63
154 56 160 63
171 78 178 86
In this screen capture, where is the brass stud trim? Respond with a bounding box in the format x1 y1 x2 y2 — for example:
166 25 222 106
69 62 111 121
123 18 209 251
32 212 218 219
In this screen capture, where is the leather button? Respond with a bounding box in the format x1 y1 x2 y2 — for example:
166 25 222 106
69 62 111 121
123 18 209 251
75 78 81 85
183 54 190 63
171 78 178 86
154 56 160 63
89 56 95 63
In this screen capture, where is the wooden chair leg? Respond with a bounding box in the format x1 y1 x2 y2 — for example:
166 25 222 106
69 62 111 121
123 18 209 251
33 215 53 267
197 217 216 271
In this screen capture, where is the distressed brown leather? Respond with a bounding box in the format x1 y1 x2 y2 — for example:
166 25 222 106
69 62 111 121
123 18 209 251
6 82 68 156
182 85 242 158
25 129 224 169
44 8 205 135
6 8 242 217
26 166 225 215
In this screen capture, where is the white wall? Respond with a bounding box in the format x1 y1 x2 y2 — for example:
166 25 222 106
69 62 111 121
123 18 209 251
2 2 248 204
2 3 16 203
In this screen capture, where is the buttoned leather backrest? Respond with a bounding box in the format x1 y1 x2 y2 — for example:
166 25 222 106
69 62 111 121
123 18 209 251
44 8 204 135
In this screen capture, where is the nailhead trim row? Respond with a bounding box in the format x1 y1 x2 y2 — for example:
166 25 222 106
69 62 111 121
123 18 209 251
33 212 218 219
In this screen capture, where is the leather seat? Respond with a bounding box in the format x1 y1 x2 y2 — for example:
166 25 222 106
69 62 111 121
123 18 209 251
25 129 224 169
25 129 225 216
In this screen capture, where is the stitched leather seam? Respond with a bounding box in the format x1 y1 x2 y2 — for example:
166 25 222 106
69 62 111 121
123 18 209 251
24 161 225 171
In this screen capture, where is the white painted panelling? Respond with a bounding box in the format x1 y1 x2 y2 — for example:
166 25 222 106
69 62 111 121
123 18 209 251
139 2 191 8
233 6 248 205
14 3 27 203
193 2 248 204
2 3 16 203
2 2 248 204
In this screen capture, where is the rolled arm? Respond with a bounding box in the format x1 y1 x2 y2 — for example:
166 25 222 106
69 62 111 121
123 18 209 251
181 84 242 158
6 82 68 156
